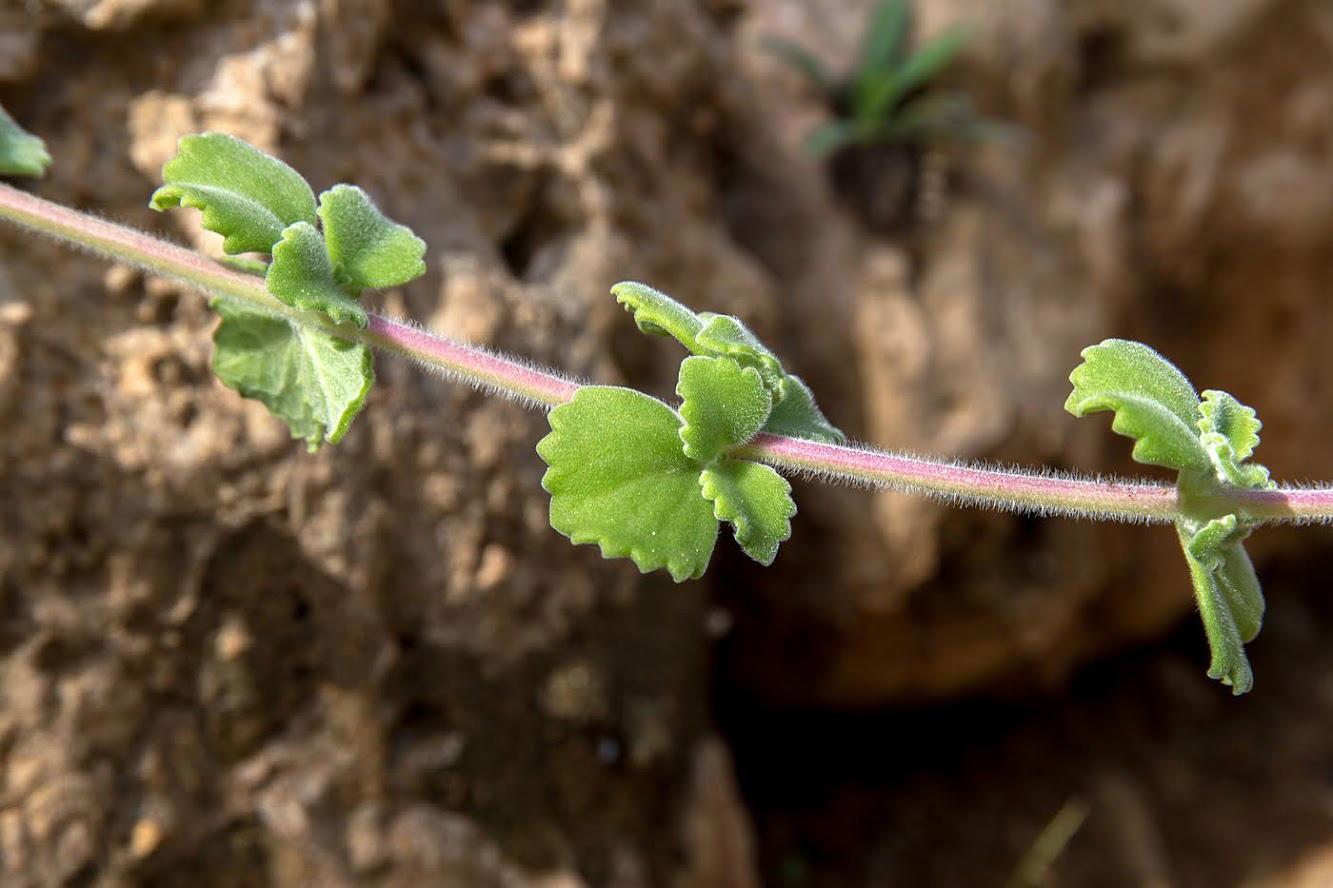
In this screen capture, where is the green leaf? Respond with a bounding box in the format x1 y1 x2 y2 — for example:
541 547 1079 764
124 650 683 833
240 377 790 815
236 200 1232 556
858 0 912 73
0 105 50 177
610 282 846 445
700 460 796 566
316 184 426 289
1198 389 1273 488
854 17 971 122
760 35 836 94
266 222 366 327
538 386 719 582
804 120 860 156
211 295 374 451
1184 549 1252 695
1183 514 1263 641
873 92 1000 143
611 281 706 349
853 68 909 125
1218 540 1264 645
1179 515 1264 694
763 374 846 444
695 313 786 392
1199 389 1260 461
151 132 317 255
612 281 782 379
677 356 772 463
1065 339 1210 472
879 25 972 110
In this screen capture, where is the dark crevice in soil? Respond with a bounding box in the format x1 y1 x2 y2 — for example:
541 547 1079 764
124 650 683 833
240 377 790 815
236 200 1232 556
715 533 1333 888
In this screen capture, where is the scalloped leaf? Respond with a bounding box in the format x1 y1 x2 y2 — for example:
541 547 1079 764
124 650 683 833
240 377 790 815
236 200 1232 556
1180 515 1264 694
1199 389 1261 462
316 184 426 289
699 460 796 566
610 281 846 444
538 386 719 582
695 313 786 393
612 282 785 378
1184 549 1252 695
1198 389 1272 488
677 356 773 463
0 105 50 177
266 222 366 327
211 296 374 451
763 374 846 444
1065 339 1209 472
611 281 705 349
1183 514 1263 642
151 132 317 255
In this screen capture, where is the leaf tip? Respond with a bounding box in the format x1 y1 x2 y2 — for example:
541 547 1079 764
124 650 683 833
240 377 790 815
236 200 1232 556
0 105 52 177
1211 660 1254 696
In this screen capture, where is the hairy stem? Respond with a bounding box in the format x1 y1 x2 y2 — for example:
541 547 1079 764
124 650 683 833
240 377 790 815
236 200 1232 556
0 183 578 406
1 182 1328 524
734 434 1179 522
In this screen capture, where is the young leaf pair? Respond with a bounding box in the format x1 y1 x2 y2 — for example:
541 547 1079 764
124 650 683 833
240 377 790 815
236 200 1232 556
1066 340 1274 694
537 282 845 581
151 132 426 449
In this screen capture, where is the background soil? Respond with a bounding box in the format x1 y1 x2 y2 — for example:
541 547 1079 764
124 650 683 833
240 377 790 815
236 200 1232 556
2 0 1333 886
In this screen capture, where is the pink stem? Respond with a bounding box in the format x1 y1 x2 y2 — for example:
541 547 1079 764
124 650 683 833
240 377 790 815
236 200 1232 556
736 434 1180 522
362 314 578 407
2 182 1330 525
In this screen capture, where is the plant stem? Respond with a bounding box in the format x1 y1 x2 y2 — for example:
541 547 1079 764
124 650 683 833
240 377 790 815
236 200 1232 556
0 183 578 407
361 315 577 407
734 434 1180 522
1 182 1329 525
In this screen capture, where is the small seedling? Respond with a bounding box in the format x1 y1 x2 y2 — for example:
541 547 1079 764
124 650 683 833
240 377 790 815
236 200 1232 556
764 0 1003 154
764 0 1014 230
2 116 1328 695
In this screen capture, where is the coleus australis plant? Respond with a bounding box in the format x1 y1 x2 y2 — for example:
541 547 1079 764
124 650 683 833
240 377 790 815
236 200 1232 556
1 122 1329 695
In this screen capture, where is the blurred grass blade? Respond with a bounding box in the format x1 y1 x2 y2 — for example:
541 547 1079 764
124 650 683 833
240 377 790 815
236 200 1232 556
760 35 836 93
855 24 970 122
859 0 912 72
804 120 859 156
1004 798 1090 888
890 24 973 101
